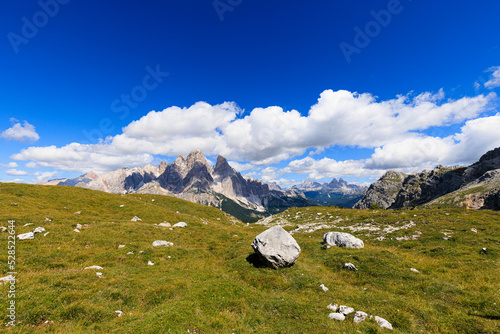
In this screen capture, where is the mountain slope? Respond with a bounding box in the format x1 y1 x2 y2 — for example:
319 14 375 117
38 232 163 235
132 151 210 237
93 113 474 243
1 183 498 333
46 151 313 222
354 147 500 210
291 178 367 207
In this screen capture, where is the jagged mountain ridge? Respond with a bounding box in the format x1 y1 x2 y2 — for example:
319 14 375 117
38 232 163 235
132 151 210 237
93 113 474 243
354 147 500 210
46 151 313 222
291 178 367 207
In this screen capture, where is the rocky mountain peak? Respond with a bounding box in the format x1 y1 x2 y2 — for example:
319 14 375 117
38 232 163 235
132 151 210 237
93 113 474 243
186 150 209 169
214 155 235 177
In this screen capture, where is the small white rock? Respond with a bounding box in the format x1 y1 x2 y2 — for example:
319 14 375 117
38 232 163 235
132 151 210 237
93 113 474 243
152 240 174 247
120 205 124 208
43 232 49 236
74 211 81 214
328 313 345 321
353 311 368 324
17 232 34 240
131 216 141 222
148 261 154 266
158 223 171 227
33 227 46 234
339 305 355 315
375 316 393 330
76 223 82 229
139 251 145 254
126 251 134 255
327 303 338 312
118 245 125 249
471 228 478 233
115 310 124 317
45 218 52 222
343 262 358 271
23 223 33 227
96 272 103 278
84 266 103 270
73 229 80 233
410 268 420 273
0 275 15 284
320 284 329 292
173 222 187 228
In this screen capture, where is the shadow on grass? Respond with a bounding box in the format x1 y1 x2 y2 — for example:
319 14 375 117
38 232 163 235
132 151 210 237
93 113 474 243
246 253 267 268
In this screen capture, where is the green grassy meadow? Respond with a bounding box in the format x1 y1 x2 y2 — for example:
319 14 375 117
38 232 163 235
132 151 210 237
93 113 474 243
0 183 499 333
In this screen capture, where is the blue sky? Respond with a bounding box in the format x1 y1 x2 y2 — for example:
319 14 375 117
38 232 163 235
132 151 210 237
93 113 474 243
1 0 500 187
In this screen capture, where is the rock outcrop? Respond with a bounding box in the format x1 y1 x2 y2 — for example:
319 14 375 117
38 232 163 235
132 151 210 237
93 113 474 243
251 226 301 269
354 147 500 211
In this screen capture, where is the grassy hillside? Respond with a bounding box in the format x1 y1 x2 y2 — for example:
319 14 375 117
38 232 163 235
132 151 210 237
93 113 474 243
0 183 499 333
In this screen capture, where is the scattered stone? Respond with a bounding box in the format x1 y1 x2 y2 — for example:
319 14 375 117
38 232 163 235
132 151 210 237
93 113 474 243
74 211 81 214
0 275 15 284
120 205 124 207
480 247 487 254
23 223 33 227
251 226 301 269
328 313 345 321
131 216 142 222
339 305 355 315
96 272 103 278
0 227 7 232
76 223 83 229
43 320 54 325
17 232 34 240
323 232 364 249
173 222 187 228
320 284 329 292
33 227 46 234
410 268 420 273
126 252 134 255
139 251 145 254
343 263 358 271
158 223 171 227
148 261 154 266
152 199 155 202
471 228 478 233
43 232 49 237
375 316 393 330
353 311 368 324
115 310 124 317
73 229 80 233
45 218 52 222
327 303 339 312
442 237 450 240
152 240 174 247
84 265 103 270
118 245 125 249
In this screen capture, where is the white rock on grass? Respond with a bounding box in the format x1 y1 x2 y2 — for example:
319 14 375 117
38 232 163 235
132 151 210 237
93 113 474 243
45 218 52 222
375 316 393 330
0 227 7 232
127 252 134 255
96 272 103 278
158 223 171 227
73 229 80 233
323 232 364 249
471 228 478 233
120 205 124 208
173 222 187 228
33 227 46 234
17 232 34 240
23 223 33 227
148 261 154 266
339 305 355 315
327 303 339 312
43 232 49 237
152 240 174 247
115 310 124 317
410 268 420 273
353 311 368 324
131 216 141 222
320 284 329 292
328 313 345 321
343 263 358 271
76 223 82 229
118 245 125 249
84 265 103 270
251 226 301 269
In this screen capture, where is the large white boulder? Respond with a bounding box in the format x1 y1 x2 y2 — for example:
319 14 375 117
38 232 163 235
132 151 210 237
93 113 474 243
251 226 301 269
323 232 364 249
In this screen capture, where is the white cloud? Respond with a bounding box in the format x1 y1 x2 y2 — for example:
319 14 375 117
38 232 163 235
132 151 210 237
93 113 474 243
0 162 18 168
485 66 500 89
5 169 29 176
1 120 40 142
33 171 59 183
9 89 498 179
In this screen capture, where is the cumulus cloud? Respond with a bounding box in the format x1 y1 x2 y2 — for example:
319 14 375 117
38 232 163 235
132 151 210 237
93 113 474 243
1 162 18 168
485 66 500 89
1 120 40 142
5 169 29 176
9 89 498 180
33 171 59 183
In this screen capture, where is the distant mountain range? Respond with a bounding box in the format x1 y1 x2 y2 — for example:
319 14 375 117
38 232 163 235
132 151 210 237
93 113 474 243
46 150 315 222
291 178 367 208
354 147 500 210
